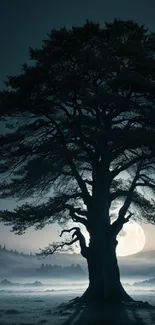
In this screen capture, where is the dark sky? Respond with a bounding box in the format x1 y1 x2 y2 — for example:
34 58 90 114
0 0 155 86
0 0 155 253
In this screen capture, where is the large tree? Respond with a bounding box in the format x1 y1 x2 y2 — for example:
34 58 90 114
0 19 155 305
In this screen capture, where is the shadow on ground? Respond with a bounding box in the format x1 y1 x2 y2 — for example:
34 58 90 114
62 302 146 325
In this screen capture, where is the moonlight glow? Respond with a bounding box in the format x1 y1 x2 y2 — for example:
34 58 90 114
116 221 146 257
76 220 146 257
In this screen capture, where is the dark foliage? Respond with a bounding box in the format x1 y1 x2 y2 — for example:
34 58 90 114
0 19 155 253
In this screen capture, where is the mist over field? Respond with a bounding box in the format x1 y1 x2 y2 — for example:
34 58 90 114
1 246 155 324
1 277 155 325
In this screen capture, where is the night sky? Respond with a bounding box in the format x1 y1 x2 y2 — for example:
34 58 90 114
0 0 155 254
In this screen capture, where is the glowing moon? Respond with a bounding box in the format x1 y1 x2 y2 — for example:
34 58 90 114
74 220 145 257
116 221 146 257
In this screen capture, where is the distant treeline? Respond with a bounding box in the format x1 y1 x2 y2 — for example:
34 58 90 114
0 245 34 256
36 263 85 277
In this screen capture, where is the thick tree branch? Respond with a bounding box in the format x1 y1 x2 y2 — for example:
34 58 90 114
83 178 93 186
118 162 142 219
60 227 89 258
136 181 155 189
136 173 155 189
64 204 88 228
110 190 129 202
110 163 142 238
49 117 91 207
60 227 80 237
111 155 143 179
111 147 155 180
110 212 133 238
71 120 96 162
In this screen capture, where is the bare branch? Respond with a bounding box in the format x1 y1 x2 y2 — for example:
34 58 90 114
136 181 155 189
110 163 142 238
124 212 133 223
64 204 88 228
136 173 155 189
83 178 93 186
111 155 142 179
60 226 89 258
60 227 80 237
118 162 142 220
110 212 133 238
36 237 78 258
110 190 129 202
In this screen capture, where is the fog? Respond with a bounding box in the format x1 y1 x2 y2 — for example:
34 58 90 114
0 277 89 293
1 246 155 324
1 275 155 292
1 276 155 325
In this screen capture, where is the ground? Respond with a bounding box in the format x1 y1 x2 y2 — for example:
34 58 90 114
1 290 155 325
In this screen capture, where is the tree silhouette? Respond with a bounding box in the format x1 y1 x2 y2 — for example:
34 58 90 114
0 19 155 306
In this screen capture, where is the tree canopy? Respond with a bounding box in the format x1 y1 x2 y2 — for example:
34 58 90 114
0 19 155 252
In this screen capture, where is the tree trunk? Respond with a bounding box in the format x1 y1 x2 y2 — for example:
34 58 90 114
82 233 133 305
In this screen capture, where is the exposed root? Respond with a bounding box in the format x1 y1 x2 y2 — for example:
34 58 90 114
58 287 91 311
57 283 155 325
123 300 154 309
57 284 139 313
63 297 83 309
58 295 86 310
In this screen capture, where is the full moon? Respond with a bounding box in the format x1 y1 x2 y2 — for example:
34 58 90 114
74 220 145 257
116 221 146 256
